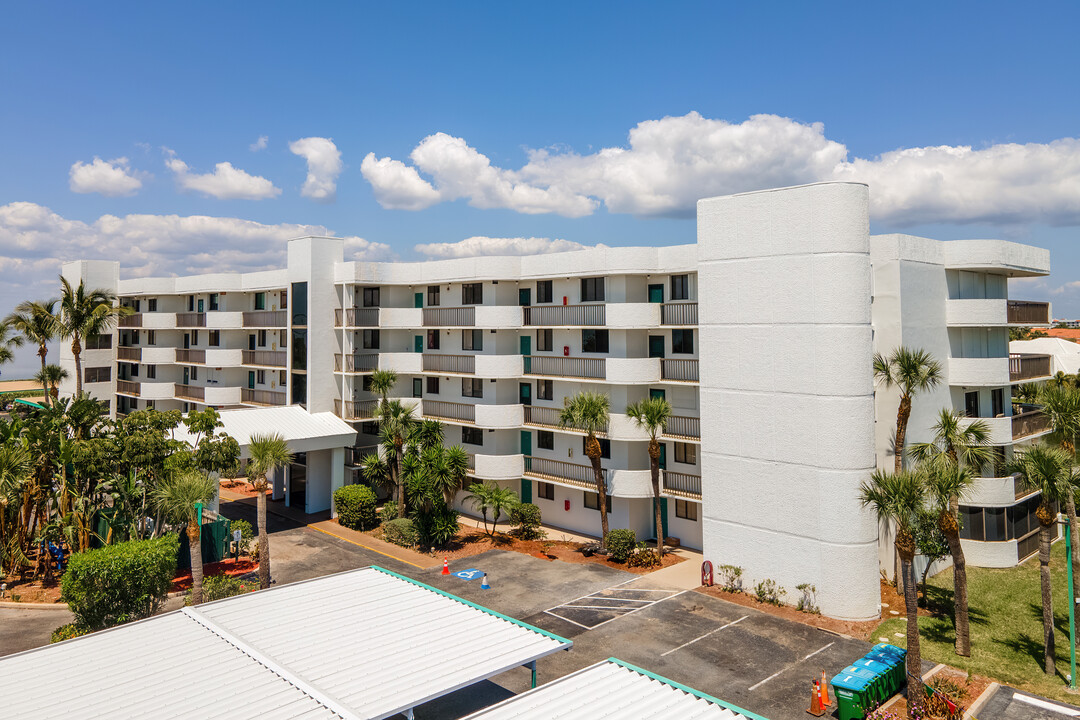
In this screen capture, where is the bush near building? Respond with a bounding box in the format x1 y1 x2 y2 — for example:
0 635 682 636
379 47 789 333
509 503 545 540
383 518 417 548
605 529 637 563
334 484 378 531
200 574 256 602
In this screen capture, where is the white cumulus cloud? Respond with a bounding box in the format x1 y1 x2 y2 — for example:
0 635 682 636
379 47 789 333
163 148 281 200
414 236 603 259
69 157 145 197
362 112 1080 228
250 135 269 152
290 137 343 202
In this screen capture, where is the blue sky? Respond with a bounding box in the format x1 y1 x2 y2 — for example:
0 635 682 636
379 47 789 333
1 2 1078 374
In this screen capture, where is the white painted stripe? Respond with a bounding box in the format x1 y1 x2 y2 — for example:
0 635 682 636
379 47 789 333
1013 693 1080 717
748 642 836 691
542 610 593 630
748 669 785 691
803 641 835 661
555 604 637 612
661 615 749 657
586 590 690 630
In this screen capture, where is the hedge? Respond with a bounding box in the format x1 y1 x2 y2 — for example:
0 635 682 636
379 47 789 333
509 503 544 540
605 529 637 563
61 533 179 630
383 518 417 548
334 484 378 531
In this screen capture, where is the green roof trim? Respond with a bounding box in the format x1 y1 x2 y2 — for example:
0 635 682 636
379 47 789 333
12 398 45 409
606 657 771 720
371 565 572 647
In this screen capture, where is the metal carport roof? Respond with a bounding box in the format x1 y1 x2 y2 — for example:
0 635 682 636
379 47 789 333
171 405 357 458
0 566 571 720
460 658 768 720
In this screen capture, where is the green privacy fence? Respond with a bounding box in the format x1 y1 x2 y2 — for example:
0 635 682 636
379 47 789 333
177 515 233 569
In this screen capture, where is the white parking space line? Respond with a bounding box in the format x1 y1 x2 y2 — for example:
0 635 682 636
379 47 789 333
661 615 749 657
558 604 638 611
541 610 592 629
1014 694 1080 717
802 641 835 661
587 590 688 630
544 587 687 630
747 641 835 691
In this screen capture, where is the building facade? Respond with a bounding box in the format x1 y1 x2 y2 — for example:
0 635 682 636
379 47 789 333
60 182 1052 620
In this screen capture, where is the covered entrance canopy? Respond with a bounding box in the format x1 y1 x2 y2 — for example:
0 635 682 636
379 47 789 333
172 404 356 459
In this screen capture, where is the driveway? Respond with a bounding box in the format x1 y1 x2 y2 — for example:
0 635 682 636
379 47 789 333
0 605 74 657
979 685 1080 720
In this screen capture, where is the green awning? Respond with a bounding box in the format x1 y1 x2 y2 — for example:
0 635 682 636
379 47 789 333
13 398 45 409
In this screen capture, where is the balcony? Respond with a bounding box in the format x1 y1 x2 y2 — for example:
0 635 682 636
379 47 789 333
1007 300 1050 325
335 308 379 328
523 304 605 327
467 453 524 480
378 308 423 328
523 355 605 380
474 403 524 428
176 312 206 328
116 379 140 397
242 350 287 368
949 357 1010 387
119 314 142 328
174 384 204 401
1013 409 1052 440
423 354 475 374
524 456 604 491
176 349 206 364
423 400 476 423
141 347 176 364
204 312 244 329
335 399 379 421
378 352 423 374
660 302 698 326
661 359 699 382
345 445 381 467
662 470 702 500
242 310 287 328
241 388 287 406
117 347 141 362
1010 353 1052 382
335 353 379 373
663 415 701 441
423 307 475 327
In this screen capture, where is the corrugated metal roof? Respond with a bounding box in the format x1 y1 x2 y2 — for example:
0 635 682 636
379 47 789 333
0 567 571 720
171 405 357 455
460 658 767 720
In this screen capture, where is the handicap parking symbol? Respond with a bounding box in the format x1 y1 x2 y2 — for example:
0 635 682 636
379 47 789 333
453 568 483 581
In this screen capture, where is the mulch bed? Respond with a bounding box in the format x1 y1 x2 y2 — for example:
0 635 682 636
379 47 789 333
0 575 63 604
219 479 271 498
171 558 259 592
880 666 992 719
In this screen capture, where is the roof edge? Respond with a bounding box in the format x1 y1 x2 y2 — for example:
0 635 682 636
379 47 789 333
606 657 770 720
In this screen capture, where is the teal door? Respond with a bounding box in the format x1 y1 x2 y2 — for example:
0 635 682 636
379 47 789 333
519 383 532 405
520 335 531 373
658 444 667 470
520 478 532 503
414 335 423 353
653 499 669 541
519 288 531 306
197 298 204 312
248 371 255 389
414 292 423 308
183 367 190 384
648 284 664 303
648 336 665 358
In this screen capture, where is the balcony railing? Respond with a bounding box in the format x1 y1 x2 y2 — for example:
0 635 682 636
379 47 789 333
174 384 204 401
117 347 141 362
522 304 605 327
523 455 605 491
523 405 609 434
661 359 699 382
423 400 476 423
1013 409 1052 440
242 350 287 367
1009 353 1052 382
242 310 286 327
116 380 140 396
335 353 379 373
662 470 702 500
523 355 605 379
1007 300 1050 325
241 388 286 406
663 415 701 440
176 349 206 364
661 303 698 326
345 445 380 466
423 307 476 327
176 312 206 328
335 308 380 327
334 399 378 421
423 354 476 374
119 314 142 328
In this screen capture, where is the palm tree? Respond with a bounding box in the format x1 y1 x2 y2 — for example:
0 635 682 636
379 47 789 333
4 300 58 405
58 277 129 396
34 365 67 404
467 481 519 537
860 469 928 718
369 369 397 416
152 470 217 605
626 395 672 558
1008 444 1074 675
0 321 23 369
425 445 470 506
1038 384 1080 591
873 347 943 473
247 433 293 590
909 408 992 657
380 400 418 518
559 391 612 544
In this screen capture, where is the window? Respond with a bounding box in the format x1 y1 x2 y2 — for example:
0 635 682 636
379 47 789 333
361 421 378 435
426 377 440 394
190 366 198 381
129 330 140 346
990 446 1007 477
674 442 697 464
584 492 611 513
960 494 1058 542
363 329 380 349
462 282 483 304
130 363 139 378
672 329 694 354
675 499 698 520
209 293 220 311
581 329 609 353
462 378 484 398
536 280 553 303
362 287 380 307
413 378 423 398
362 375 373 392
254 292 266 310
427 285 441 307
279 370 287 385
146 365 156 379
537 379 553 400
580 277 605 302
188 295 195 312
462 329 483 351
964 391 980 418
537 430 554 450
191 330 199 346
84 369 110 386
145 400 155 410
133 299 141 313
147 330 156 346
292 329 307 370
256 369 267 385
85 334 112 350
280 290 288 310
537 482 554 500
671 274 690 301
257 329 267 347
148 298 158 312
583 436 611 459
209 330 220 347
992 388 1005 418
427 329 440 349
462 427 484 446
291 372 306 405
536 329 553 352
291 282 308 326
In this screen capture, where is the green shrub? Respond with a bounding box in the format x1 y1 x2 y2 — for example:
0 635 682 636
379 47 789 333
795 583 819 614
334 484 378 530
509 503 545 540
605 529 637 563
627 542 660 568
200 574 256 602
379 503 399 524
753 578 785 606
717 564 744 593
413 507 460 548
229 519 254 555
383 518 417 547
61 534 179 630
50 622 90 643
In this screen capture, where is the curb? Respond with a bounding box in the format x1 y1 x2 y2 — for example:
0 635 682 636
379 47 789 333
964 681 999 720
0 600 70 611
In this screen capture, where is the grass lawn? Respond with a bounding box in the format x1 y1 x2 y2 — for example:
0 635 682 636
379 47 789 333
874 538 1080 704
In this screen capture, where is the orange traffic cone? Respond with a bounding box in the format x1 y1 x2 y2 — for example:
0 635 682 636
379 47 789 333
442 557 450 575
807 680 824 716
820 671 831 707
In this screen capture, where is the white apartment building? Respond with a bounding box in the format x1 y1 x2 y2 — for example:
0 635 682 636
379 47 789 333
61 182 1052 620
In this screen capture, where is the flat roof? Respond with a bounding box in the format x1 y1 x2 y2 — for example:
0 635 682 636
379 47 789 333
0 566 571 720
171 405 357 456
461 658 766 720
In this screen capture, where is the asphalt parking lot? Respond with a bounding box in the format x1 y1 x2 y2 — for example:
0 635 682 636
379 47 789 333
978 685 1080 720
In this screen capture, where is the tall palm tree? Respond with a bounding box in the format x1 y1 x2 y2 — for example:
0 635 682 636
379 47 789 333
4 300 58 405
873 347 943 473
380 400 418 518
626 395 673 558
860 469 928 718
58 277 129 396
34 365 68 404
0 321 24 369
909 408 992 657
369 369 398 416
425 445 470 506
1008 444 1074 675
559 391 612 544
152 470 217 605
247 432 293 590
467 481 519 537
1039 384 1080 586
